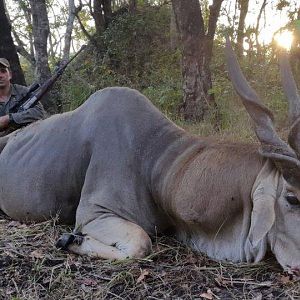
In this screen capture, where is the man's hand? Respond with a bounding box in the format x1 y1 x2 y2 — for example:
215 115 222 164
0 115 10 130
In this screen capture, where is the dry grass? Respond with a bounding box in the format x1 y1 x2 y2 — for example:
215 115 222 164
1 211 300 300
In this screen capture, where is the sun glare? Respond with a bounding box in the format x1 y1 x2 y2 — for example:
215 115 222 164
274 30 294 50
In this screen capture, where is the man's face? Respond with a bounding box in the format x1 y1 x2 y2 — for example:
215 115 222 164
0 66 12 89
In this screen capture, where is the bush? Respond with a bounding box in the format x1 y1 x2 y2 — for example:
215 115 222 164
60 5 183 117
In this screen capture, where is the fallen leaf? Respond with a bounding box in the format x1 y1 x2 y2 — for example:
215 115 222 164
200 289 213 299
80 284 91 292
181 283 189 289
18 224 28 228
278 275 293 284
185 253 198 264
214 276 230 286
252 292 263 300
160 270 167 277
30 250 44 259
136 269 149 283
81 278 98 286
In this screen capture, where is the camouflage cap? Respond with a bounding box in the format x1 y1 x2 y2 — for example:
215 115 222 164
0 58 10 68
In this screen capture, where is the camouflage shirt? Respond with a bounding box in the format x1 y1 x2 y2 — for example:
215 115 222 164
0 84 46 125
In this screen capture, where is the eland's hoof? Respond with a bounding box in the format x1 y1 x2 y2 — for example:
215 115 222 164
56 232 84 250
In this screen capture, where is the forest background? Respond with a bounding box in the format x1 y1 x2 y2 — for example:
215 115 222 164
1 0 300 141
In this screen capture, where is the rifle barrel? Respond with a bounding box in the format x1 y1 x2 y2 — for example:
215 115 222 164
18 45 87 112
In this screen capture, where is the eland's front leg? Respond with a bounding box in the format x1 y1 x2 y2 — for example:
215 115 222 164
61 215 152 260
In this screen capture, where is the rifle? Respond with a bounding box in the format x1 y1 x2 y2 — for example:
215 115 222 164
10 44 87 113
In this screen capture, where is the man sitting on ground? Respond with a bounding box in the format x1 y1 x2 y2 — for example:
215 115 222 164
0 58 46 131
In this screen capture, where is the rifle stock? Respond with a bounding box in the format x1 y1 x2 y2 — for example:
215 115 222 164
9 83 40 113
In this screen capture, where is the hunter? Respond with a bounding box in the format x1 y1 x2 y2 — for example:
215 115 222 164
0 58 46 131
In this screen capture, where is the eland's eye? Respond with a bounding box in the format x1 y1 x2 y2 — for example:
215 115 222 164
286 193 300 206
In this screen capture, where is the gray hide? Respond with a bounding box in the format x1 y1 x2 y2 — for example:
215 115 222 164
0 87 299 272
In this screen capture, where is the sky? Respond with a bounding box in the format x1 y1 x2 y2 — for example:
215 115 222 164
247 0 292 44
220 0 294 44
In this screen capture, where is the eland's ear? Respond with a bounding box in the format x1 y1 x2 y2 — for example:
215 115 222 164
245 161 278 262
248 192 275 247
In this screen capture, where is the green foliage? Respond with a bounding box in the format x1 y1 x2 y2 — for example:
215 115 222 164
46 3 295 142
294 19 300 35
60 79 94 111
141 49 182 116
74 10 96 42
102 7 171 82
143 85 182 116
60 5 183 118
15 0 30 11
200 0 211 30
276 0 290 11
59 66 96 111
206 38 290 140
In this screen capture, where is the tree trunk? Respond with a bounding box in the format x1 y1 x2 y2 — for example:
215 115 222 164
291 7 300 81
92 0 112 36
129 0 136 13
170 5 179 50
29 0 51 84
29 0 55 112
206 0 223 63
102 0 112 28
63 0 77 61
255 0 267 56
93 0 105 36
6 0 36 68
0 0 26 85
171 0 223 122
236 0 249 57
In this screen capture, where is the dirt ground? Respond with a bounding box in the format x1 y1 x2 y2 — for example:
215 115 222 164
0 211 299 300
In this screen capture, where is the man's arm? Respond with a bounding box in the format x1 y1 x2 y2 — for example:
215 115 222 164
10 101 46 125
0 101 46 130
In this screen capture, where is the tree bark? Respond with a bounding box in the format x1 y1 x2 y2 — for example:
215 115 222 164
93 0 105 35
6 1 36 68
291 7 300 79
29 0 55 112
206 0 223 63
129 0 136 13
0 0 26 85
102 0 112 28
236 0 249 57
171 0 223 122
92 0 112 36
75 1 99 48
29 0 51 84
170 5 179 50
255 0 267 55
63 0 78 61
